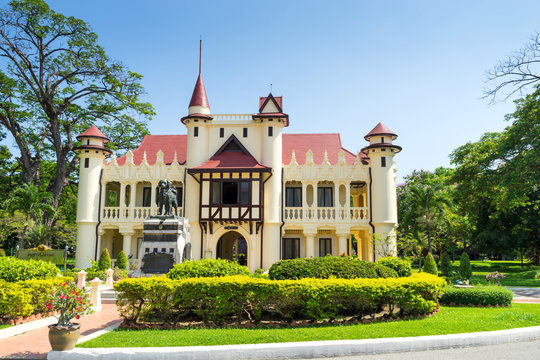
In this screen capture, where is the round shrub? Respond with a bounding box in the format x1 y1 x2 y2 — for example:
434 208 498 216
167 258 251 279
440 285 513 307
116 250 128 270
376 256 412 277
268 256 398 280
423 253 438 275
98 248 112 271
460 252 472 280
374 263 399 278
0 256 58 282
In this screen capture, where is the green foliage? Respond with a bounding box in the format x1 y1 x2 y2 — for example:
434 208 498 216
114 273 445 324
423 253 438 275
440 286 513 307
268 256 397 280
0 280 33 319
441 253 453 277
376 256 412 277
167 259 251 279
113 268 128 281
0 277 71 319
460 253 472 280
116 251 128 270
0 256 58 282
0 249 5 256
98 248 111 271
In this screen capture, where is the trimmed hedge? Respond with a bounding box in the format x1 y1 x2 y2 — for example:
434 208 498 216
115 273 445 325
440 286 513 307
0 277 73 319
376 257 412 277
268 256 398 280
167 259 251 279
0 256 59 282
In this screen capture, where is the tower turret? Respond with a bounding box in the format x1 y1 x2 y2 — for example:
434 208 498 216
361 122 401 260
252 93 289 269
74 125 112 269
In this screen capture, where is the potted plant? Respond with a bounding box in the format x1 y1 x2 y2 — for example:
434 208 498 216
45 282 93 351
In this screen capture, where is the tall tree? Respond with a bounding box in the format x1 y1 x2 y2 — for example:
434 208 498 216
0 0 153 214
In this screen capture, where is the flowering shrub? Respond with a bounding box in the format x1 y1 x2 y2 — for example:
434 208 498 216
45 282 93 327
486 271 505 286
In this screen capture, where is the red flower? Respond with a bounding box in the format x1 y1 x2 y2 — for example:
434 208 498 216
76 315 80 319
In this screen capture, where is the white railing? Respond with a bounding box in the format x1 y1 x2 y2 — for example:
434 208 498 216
102 206 183 222
212 114 252 121
284 206 369 223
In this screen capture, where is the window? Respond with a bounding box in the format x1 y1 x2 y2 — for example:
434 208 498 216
319 238 332 257
211 180 250 205
86 139 90 145
169 248 174 253
381 156 386 167
142 187 151 207
317 187 333 207
381 136 384 143
282 238 300 259
220 128 224 138
268 126 273 137
194 127 199 137
84 158 89 168
243 128 248 138
286 187 302 207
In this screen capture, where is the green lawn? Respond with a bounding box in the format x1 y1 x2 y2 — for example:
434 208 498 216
79 304 540 348
0 324 11 330
463 260 540 287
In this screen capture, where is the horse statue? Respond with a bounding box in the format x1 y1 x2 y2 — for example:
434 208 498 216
156 179 178 216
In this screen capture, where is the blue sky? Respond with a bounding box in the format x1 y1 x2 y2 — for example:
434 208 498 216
5 0 540 182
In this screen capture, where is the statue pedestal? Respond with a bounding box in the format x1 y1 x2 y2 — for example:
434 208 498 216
138 216 191 275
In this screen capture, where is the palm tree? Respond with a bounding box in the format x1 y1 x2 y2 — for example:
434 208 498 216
409 183 450 254
3 183 56 247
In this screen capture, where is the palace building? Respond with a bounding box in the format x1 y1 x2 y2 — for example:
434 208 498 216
74 69 401 271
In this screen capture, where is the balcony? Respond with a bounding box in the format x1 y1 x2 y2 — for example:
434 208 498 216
284 206 369 224
101 206 183 222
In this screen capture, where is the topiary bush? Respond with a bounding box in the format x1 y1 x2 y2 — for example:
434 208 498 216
440 253 453 277
268 256 398 280
167 258 251 279
116 250 128 270
98 248 112 271
376 256 412 277
423 253 438 275
460 252 472 280
115 273 445 325
440 286 513 307
0 256 59 282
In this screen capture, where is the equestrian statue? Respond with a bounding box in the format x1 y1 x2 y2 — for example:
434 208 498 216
156 179 178 216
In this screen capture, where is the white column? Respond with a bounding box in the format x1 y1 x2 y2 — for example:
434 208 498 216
337 234 348 256
121 232 133 257
119 183 126 219
305 233 315 258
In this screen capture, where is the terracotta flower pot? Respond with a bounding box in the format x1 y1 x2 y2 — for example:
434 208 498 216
48 323 81 351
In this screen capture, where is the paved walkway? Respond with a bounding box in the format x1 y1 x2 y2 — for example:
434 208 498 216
508 287 540 303
0 300 121 360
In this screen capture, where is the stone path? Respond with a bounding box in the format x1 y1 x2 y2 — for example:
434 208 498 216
508 287 540 303
0 300 121 360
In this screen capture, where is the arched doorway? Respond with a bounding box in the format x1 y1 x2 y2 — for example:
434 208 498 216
216 231 248 266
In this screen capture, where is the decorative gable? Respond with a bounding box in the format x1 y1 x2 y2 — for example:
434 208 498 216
258 93 283 113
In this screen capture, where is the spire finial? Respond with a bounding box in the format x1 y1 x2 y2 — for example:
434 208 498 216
270 83 272 93
199 38 202 75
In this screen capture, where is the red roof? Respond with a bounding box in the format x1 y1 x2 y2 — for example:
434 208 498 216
282 134 363 165
259 95 283 111
113 133 364 167
77 125 109 142
364 122 397 140
188 74 210 108
190 151 270 171
116 135 187 165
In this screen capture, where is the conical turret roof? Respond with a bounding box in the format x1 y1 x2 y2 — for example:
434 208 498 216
364 122 397 140
189 74 210 109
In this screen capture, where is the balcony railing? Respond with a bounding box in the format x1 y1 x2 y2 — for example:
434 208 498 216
212 114 252 121
102 206 183 222
284 206 369 223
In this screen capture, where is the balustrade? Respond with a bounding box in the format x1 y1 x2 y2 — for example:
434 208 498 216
101 206 183 222
283 206 369 224
212 114 252 121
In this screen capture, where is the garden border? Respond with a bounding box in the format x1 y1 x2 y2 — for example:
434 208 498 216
48 325 540 359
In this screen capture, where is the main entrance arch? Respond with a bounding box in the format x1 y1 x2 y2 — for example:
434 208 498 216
216 231 248 266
